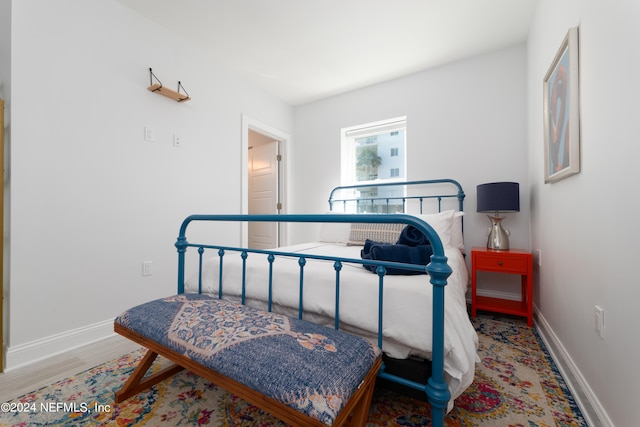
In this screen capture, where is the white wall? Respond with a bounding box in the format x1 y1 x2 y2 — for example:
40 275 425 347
6 0 293 369
528 1 640 426
292 45 530 254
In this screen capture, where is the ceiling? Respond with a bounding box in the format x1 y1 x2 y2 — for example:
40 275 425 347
118 0 538 106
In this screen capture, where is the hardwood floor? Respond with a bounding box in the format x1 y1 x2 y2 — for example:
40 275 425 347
0 335 141 402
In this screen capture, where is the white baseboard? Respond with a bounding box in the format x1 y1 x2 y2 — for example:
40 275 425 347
4 319 115 372
534 309 613 427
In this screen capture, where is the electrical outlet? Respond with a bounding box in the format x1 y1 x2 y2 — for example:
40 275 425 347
594 305 605 339
142 261 153 276
535 249 542 267
173 133 182 147
144 126 154 142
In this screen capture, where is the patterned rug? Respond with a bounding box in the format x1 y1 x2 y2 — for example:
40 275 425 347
0 314 586 426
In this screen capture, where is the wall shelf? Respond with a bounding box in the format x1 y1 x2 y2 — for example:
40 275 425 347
147 83 191 102
147 68 191 103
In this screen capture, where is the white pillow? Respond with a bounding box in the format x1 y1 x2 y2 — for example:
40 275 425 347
410 210 455 249
318 212 351 243
452 211 465 252
317 210 465 250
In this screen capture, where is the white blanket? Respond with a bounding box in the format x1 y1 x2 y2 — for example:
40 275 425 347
185 242 479 401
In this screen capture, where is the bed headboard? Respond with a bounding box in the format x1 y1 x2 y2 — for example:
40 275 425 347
328 178 465 214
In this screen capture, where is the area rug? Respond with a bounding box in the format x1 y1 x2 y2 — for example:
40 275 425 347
0 314 587 426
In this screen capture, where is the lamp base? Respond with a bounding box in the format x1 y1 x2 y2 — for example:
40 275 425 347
486 215 510 250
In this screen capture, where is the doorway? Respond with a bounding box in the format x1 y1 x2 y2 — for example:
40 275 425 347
248 132 280 249
241 115 289 248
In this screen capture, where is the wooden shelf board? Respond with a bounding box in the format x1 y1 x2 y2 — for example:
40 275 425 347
475 296 527 317
147 84 191 103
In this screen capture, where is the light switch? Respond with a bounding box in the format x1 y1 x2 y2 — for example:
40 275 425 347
144 126 154 142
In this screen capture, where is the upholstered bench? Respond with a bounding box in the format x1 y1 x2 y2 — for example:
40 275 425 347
113 293 382 427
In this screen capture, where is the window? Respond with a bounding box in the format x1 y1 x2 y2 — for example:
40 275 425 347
341 117 407 212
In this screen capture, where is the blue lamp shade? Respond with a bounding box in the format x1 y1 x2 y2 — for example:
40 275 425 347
477 182 520 213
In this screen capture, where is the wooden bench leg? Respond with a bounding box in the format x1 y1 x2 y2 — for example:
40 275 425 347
345 378 376 426
114 349 185 403
332 357 380 427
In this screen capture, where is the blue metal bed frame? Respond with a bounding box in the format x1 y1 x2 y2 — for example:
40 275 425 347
175 179 465 427
329 178 465 214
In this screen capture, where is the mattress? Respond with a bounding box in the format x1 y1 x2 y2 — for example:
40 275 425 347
184 241 479 401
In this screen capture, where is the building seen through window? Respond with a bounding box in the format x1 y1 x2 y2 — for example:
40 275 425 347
341 117 407 213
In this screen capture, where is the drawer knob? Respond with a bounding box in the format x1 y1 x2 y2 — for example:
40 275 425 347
498 261 503 266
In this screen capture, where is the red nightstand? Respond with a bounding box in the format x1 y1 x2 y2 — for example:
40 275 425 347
471 247 534 326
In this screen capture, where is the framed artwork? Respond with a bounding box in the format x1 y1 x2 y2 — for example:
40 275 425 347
543 27 580 183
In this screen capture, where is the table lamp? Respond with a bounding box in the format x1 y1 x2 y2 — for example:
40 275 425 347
477 182 520 250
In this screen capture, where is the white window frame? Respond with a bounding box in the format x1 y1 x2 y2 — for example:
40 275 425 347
340 116 407 187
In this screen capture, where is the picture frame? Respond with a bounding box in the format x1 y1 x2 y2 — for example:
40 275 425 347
543 27 580 183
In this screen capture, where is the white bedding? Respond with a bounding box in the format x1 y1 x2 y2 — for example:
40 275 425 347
185 241 479 402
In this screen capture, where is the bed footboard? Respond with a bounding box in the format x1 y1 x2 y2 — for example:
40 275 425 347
175 213 453 427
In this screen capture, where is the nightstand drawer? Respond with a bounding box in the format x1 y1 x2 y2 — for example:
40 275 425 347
474 255 527 273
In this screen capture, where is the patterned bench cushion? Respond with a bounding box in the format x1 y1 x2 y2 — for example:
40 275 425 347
115 294 381 425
